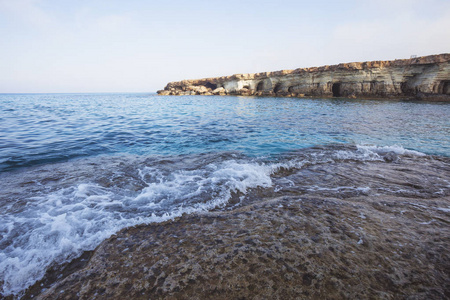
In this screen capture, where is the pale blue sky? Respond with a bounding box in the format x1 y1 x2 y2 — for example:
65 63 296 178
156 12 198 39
1 0 449 93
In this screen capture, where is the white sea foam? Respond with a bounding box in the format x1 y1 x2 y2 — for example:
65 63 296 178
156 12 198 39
0 144 435 296
334 144 426 161
0 159 273 297
356 144 426 157
436 207 450 213
306 185 371 194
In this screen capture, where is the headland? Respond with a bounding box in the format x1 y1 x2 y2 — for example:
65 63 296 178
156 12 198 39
158 54 450 101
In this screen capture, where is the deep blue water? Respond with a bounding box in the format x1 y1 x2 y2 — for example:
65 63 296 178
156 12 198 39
0 93 449 172
1 93 450 297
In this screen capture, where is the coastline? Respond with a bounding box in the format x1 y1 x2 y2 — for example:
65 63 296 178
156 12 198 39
157 54 450 101
32 193 450 299
20 149 450 299
2 93 449 299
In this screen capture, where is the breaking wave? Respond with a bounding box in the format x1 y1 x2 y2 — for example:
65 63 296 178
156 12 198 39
1 144 447 297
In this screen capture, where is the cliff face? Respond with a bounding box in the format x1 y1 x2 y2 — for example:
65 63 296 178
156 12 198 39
158 54 450 100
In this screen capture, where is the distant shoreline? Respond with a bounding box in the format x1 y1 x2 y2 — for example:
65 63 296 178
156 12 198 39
158 53 450 101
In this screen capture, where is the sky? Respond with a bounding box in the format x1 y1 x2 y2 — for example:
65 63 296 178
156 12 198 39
1 0 449 93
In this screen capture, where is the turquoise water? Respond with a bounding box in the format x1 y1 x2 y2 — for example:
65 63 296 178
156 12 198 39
1 93 449 297
1 93 449 172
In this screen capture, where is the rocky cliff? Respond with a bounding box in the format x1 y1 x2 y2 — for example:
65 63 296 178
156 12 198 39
158 54 450 101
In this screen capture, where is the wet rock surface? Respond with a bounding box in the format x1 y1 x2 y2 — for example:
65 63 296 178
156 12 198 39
19 152 450 299
33 197 449 299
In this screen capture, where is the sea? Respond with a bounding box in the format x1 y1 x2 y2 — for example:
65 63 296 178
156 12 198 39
0 93 449 297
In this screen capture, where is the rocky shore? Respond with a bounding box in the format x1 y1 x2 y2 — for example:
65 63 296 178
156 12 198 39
157 54 450 101
30 194 450 300
23 153 450 299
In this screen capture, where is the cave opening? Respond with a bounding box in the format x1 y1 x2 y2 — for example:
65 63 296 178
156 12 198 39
273 83 282 94
204 82 218 90
256 81 264 91
332 83 342 97
439 80 450 95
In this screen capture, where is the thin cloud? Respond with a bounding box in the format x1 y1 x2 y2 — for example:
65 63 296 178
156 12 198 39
1 0 449 93
330 8 450 61
0 0 53 29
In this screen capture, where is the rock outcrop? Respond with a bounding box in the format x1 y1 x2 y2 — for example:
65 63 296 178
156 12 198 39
158 54 450 101
32 194 450 299
23 153 450 299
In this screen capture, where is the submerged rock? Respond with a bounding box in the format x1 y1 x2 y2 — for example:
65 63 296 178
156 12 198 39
17 152 450 299
32 193 449 299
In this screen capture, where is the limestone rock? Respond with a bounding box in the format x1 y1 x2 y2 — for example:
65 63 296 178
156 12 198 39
23 155 450 299
158 54 450 101
238 88 253 96
156 90 170 95
212 87 226 95
34 193 450 299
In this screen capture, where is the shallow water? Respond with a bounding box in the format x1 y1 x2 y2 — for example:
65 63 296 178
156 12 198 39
0 93 449 297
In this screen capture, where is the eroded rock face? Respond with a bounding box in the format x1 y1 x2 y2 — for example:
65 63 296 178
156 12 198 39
157 54 450 100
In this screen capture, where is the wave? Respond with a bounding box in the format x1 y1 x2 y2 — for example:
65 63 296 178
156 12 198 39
0 155 273 296
0 144 447 297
